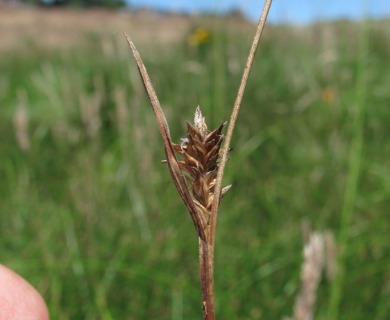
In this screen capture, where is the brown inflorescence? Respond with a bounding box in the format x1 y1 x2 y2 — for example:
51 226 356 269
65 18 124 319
172 107 229 222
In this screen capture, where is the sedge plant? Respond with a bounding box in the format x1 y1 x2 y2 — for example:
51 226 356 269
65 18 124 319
125 0 272 318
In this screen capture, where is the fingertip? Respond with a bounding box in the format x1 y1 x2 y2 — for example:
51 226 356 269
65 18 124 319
0 264 49 320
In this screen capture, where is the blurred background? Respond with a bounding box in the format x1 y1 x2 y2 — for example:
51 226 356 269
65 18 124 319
1 0 389 319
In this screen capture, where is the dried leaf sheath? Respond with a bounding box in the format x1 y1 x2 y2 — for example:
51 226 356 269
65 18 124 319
124 33 206 241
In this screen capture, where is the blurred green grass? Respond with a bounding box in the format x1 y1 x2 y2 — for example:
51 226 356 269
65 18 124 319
1 17 390 319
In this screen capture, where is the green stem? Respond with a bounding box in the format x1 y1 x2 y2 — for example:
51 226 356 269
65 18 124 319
328 18 368 319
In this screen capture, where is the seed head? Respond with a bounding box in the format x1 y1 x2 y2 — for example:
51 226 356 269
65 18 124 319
171 106 229 221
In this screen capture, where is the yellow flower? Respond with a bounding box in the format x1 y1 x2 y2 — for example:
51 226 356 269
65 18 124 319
321 87 336 105
188 27 212 47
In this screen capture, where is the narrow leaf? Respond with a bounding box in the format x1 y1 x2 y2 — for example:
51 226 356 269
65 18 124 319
125 33 206 241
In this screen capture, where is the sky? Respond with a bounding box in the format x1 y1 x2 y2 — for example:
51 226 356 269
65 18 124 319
127 0 390 24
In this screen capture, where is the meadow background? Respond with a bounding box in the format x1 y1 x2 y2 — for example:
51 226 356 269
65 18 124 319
1 7 390 319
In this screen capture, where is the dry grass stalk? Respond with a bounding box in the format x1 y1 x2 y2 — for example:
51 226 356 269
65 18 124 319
78 76 102 140
293 233 325 320
125 1 273 318
13 90 30 152
210 0 273 246
114 86 129 141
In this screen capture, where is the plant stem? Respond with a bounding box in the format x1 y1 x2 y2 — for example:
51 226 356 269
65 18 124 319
198 2 273 318
327 18 368 319
199 237 215 319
